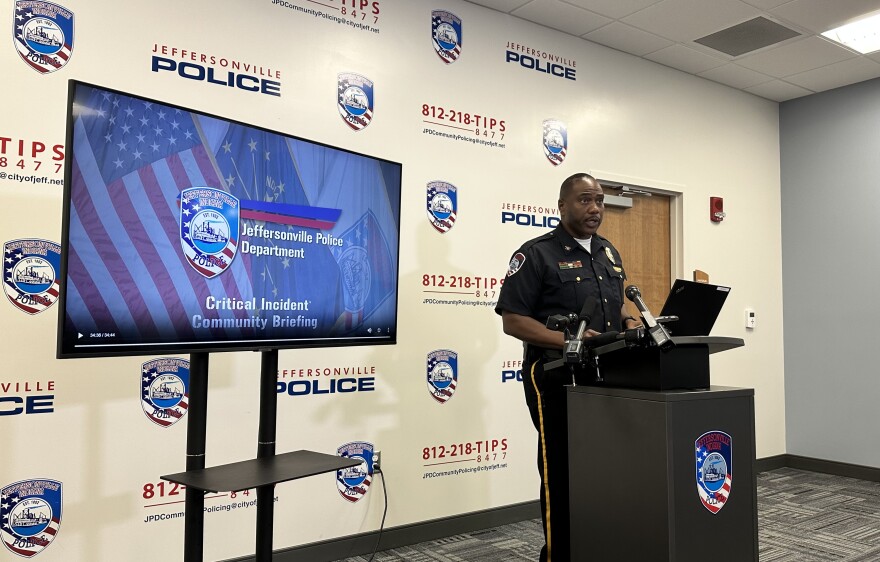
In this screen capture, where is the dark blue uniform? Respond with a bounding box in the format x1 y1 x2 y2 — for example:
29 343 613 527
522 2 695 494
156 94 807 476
495 225 627 562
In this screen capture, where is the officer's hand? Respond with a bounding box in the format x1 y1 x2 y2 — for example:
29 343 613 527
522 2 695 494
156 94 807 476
582 329 601 339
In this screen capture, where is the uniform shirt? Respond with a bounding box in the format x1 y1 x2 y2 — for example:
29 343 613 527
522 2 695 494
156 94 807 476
495 225 627 341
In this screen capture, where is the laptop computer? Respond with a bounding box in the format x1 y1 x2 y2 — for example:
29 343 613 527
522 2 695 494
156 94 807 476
658 279 730 337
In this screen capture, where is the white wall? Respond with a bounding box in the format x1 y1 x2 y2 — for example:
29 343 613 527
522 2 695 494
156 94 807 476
0 0 784 559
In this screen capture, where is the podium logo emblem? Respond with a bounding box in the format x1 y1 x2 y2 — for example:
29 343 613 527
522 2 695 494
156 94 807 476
1 479 63 557
695 430 732 514
336 442 375 503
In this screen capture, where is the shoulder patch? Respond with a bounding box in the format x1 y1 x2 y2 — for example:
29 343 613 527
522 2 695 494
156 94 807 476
507 252 526 277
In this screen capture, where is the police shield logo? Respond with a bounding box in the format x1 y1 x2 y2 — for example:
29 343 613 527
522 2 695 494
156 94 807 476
695 430 733 514
338 73 374 131
3 239 61 315
542 119 567 166
427 349 458 404
13 1 74 74
507 252 525 277
336 441 375 503
141 358 190 428
427 181 457 233
432 10 462 64
1 479 62 557
180 187 239 278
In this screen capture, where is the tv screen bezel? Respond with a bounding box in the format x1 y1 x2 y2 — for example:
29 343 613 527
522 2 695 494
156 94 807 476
56 80 402 359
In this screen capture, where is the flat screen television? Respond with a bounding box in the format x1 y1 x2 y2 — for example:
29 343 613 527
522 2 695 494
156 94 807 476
57 81 401 358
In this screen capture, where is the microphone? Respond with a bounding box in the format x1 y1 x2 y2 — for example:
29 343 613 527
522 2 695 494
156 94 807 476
625 285 674 352
545 313 580 332
582 330 620 349
563 298 595 363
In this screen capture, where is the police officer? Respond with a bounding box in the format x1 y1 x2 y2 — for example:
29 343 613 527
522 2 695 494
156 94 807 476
495 173 640 562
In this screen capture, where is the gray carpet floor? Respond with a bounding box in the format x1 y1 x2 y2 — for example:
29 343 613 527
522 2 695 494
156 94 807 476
340 468 880 561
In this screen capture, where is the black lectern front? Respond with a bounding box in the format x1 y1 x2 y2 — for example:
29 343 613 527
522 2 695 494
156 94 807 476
567 336 758 561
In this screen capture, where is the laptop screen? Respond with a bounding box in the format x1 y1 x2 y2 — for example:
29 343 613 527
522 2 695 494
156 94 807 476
658 279 730 337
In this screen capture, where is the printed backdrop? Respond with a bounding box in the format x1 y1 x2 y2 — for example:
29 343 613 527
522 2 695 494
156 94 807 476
0 0 787 560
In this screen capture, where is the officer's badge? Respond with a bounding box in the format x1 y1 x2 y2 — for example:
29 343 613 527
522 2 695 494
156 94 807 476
338 73 374 131
1 479 63 557
141 358 190 428
3 239 61 315
427 181 457 233
13 1 74 74
695 430 733 514
180 187 239 279
604 247 616 264
427 349 458 404
336 441 375 503
507 252 525 277
542 119 567 166
431 10 462 64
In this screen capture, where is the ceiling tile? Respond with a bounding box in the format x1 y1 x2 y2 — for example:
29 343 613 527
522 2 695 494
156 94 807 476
745 79 813 101
584 22 673 56
464 0 533 13
644 44 728 74
783 57 880 91
769 0 880 33
740 0 791 9
698 63 775 89
512 0 612 36
735 36 856 76
562 0 663 20
622 0 762 42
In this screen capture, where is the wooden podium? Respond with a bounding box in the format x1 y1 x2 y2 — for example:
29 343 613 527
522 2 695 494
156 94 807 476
566 337 758 561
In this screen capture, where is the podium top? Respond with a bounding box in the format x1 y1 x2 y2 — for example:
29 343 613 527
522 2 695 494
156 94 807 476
593 335 743 357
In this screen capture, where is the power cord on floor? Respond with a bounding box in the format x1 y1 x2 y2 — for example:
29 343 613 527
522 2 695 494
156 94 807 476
366 463 388 562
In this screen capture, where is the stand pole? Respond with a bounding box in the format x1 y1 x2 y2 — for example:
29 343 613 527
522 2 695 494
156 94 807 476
184 352 209 562
255 349 278 560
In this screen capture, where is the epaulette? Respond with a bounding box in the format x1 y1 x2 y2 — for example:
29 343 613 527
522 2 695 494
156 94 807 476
519 230 556 252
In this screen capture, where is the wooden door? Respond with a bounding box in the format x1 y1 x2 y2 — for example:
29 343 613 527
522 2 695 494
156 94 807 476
599 189 672 317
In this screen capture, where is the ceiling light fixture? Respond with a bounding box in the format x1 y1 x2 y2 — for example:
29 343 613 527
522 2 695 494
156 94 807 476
822 12 880 54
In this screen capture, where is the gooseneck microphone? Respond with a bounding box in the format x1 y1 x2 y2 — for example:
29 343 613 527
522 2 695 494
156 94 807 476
625 285 674 352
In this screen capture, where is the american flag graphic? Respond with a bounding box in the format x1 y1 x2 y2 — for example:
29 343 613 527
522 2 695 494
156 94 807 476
13 1 74 74
66 84 256 343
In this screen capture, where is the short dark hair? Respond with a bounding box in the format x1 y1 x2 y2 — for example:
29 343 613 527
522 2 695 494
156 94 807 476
560 173 598 199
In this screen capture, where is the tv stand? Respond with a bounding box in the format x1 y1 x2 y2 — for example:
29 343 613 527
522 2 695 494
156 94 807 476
160 350 359 561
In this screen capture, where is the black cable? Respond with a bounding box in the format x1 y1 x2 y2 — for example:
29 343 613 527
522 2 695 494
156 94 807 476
366 464 388 562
